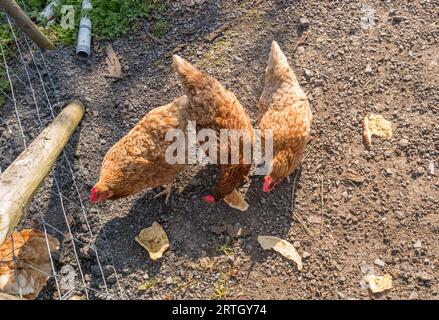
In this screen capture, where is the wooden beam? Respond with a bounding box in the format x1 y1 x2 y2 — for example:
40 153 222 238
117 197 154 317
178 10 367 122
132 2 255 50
0 100 85 245
0 0 55 50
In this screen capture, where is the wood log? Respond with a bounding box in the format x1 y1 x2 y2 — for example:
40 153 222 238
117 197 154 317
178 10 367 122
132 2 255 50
0 0 55 50
0 100 85 245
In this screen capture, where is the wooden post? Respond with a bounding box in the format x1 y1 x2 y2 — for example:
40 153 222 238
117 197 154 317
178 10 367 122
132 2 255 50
0 0 55 50
0 100 85 245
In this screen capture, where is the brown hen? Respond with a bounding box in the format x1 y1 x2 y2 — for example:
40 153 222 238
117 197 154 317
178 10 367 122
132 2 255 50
91 96 189 204
173 55 254 207
259 41 312 192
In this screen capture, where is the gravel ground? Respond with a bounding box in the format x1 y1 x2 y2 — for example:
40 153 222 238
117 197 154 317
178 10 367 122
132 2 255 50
1 0 438 300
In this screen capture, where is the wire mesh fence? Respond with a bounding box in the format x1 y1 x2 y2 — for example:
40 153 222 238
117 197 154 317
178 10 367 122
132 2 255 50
0 11 124 300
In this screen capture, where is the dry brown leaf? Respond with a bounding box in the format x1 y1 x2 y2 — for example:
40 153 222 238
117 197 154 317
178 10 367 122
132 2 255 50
257 236 303 270
223 189 249 211
0 229 59 299
363 113 393 146
105 44 123 79
135 222 169 260
364 274 393 293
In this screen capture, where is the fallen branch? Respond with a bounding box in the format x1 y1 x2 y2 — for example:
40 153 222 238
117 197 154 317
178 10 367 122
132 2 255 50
205 22 232 42
0 101 85 245
144 31 166 46
290 166 316 239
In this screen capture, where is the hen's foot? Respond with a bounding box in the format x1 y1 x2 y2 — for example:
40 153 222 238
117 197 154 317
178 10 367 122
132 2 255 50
154 185 172 204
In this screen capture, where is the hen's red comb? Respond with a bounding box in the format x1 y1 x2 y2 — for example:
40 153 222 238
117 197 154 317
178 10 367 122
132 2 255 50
203 195 216 204
262 176 272 193
90 186 98 203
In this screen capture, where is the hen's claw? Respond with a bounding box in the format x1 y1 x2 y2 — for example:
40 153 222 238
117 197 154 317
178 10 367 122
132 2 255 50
154 185 172 204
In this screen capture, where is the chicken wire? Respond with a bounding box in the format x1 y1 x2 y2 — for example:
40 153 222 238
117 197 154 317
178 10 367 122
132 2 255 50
0 11 124 300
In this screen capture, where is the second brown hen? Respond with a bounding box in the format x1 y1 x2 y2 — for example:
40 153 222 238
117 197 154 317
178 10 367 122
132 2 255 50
173 55 254 207
259 41 312 192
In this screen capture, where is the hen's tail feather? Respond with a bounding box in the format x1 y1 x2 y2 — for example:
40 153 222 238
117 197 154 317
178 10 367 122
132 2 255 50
172 55 204 92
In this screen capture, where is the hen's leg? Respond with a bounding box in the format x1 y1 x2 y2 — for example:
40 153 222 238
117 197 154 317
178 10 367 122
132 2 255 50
154 184 172 204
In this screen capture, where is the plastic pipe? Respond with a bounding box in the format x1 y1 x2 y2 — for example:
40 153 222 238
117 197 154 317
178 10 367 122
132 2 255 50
76 16 92 59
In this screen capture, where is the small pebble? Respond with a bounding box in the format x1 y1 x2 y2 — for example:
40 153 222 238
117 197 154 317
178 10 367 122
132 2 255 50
299 17 310 29
428 161 435 175
302 251 311 259
374 259 385 267
409 291 419 300
416 272 433 283
413 240 422 248
395 211 405 220
304 68 313 79
165 277 174 285
398 139 409 148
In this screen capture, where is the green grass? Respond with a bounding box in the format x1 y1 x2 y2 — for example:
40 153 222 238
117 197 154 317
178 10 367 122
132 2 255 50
0 0 167 106
137 278 158 291
151 16 168 38
0 19 13 107
211 274 231 300
39 0 168 42
217 243 234 256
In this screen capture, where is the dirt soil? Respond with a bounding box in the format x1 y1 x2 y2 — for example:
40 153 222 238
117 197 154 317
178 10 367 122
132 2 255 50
1 0 438 300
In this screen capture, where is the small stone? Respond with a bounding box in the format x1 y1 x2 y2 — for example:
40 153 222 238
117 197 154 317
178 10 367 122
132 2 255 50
409 291 419 300
92 110 99 117
293 241 301 248
299 17 310 29
398 139 409 148
165 277 173 285
413 240 422 248
302 251 311 259
417 167 425 175
374 259 385 267
307 215 322 224
428 160 435 175
297 46 305 54
365 64 372 73
384 168 394 176
233 56 243 63
395 211 405 220
304 68 313 79
402 75 413 81
416 272 433 283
